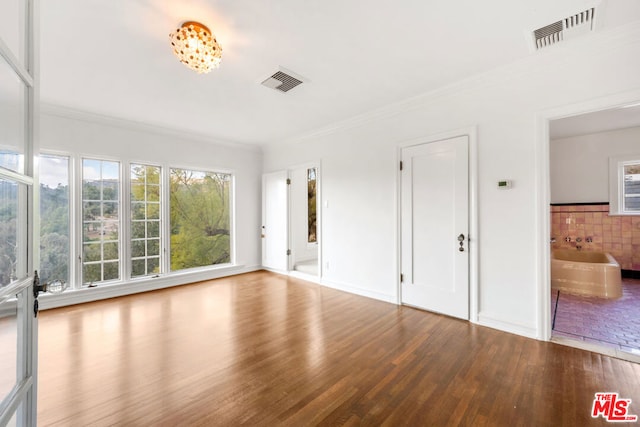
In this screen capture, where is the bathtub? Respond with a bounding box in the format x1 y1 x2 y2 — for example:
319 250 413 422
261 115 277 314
551 250 622 299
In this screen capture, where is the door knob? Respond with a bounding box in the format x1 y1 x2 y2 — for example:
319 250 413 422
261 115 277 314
458 234 465 252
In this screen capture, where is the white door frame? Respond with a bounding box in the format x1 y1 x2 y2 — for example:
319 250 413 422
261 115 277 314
535 89 640 341
286 161 322 279
396 127 479 322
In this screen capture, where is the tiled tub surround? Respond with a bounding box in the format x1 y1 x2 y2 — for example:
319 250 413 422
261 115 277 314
550 203 640 272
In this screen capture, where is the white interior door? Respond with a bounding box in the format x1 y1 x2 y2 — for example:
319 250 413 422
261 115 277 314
0 0 39 424
262 171 289 271
401 135 469 319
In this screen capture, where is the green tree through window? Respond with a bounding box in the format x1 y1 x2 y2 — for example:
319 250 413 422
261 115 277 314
170 169 231 270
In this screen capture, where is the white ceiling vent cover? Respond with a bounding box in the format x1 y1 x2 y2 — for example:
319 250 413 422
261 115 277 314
533 7 596 50
261 70 304 93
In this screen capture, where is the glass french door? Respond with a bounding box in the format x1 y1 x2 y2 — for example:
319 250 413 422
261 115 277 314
0 0 39 425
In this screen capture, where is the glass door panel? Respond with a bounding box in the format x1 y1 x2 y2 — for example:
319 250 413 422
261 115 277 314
0 55 27 174
0 179 27 287
0 0 36 424
0 297 18 402
0 0 26 65
0 176 31 426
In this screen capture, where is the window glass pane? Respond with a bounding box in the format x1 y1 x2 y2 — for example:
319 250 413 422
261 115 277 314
146 167 160 185
82 159 120 284
103 262 119 281
131 184 145 201
103 202 118 218
39 154 70 285
0 179 26 286
131 259 145 277
104 221 119 240
131 240 145 258
0 297 17 401
0 56 26 174
147 185 160 202
147 258 159 275
147 221 159 238
131 202 145 220
0 0 26 65
132 222 145 239
147 203 160 219
130 164 162 278
82 263 101 285
103 242 118 261
83 243 101 263
170 169 231 271
83 202 100 221
147 239 160 256
623 163 640 212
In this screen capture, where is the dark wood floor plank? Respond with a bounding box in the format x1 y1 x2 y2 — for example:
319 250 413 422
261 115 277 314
37 271 640 426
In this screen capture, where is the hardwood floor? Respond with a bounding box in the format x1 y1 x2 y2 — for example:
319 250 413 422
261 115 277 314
38 271 640 426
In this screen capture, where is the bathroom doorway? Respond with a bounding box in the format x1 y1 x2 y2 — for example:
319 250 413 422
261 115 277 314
548 103 640 358
289 164 320 277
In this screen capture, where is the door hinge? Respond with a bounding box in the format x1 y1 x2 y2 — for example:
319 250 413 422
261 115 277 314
400 273 404 283
287 249 291 255
286 178 291 185
399 161 403 171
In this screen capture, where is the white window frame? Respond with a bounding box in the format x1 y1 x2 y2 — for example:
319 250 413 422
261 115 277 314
167 166 235 273
609 154 640 215
128 162 163 279
80 157 123 285
38 152 72 286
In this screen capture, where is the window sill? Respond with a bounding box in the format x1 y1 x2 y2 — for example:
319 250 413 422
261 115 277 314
607 211 640 216
38 263 259 310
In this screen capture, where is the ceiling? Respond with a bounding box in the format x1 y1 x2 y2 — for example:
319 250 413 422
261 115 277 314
40 0 640 146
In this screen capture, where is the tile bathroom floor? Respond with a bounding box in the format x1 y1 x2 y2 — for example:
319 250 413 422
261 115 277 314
552 278 640 353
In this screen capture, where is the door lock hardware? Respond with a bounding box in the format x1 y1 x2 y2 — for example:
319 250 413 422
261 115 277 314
458 234 465 252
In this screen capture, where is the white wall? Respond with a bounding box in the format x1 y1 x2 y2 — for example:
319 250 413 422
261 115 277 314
263 23 640 337
550 126 640 203
39 110 262 303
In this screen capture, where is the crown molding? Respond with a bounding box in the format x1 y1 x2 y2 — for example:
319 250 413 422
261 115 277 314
40 103 263 152
268 21 640 150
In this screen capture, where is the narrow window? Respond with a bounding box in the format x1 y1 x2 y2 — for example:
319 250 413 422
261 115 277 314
623 162 640 213
39 154 70 285
307 168 317 243
82 159 120 284
130 164 161 278
169 169 231 271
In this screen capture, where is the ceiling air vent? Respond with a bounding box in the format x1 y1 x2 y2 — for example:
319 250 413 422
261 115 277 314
261 70 304 93
533 7 596 50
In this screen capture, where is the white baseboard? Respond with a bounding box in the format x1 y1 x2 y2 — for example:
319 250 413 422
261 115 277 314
320 278 397 304
39 265 261 310
288 270 322 284
262 268 397 304
476 312 538 339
